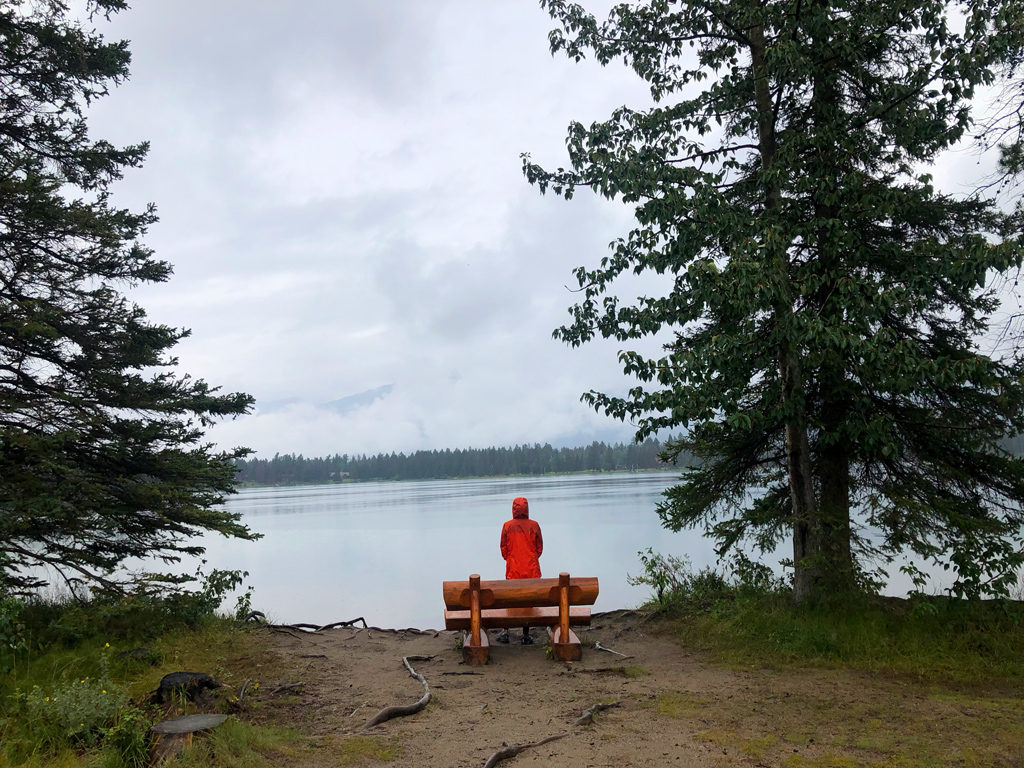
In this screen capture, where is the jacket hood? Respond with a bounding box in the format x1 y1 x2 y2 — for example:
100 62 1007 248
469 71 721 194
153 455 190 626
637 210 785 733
512 496 529 519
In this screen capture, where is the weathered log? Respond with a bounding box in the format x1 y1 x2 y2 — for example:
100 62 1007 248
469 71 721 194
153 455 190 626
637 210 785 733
362 655 433 730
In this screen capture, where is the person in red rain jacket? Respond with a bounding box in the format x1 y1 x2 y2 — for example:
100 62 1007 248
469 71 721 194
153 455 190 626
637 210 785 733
497 496 543 645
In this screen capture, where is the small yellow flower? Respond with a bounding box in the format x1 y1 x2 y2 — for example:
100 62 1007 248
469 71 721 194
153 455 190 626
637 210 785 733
104 642 109 648
44 697 50 702
102 690 106 694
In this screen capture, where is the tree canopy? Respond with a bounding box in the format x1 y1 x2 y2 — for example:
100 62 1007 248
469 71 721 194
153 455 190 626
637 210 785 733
527 0 1024 600
0 0 256 595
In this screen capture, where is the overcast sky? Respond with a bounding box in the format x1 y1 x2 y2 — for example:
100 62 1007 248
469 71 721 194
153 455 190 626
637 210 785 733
83 2 1006 460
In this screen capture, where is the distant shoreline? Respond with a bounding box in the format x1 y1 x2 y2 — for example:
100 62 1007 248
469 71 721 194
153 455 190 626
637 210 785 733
234 466 679 489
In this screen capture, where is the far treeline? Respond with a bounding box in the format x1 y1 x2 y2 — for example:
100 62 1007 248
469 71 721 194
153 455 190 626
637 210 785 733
232 438 691 485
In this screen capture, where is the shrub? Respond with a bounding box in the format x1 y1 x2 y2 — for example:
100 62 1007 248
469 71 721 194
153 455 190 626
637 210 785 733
11 672 126 751
102 707 153 768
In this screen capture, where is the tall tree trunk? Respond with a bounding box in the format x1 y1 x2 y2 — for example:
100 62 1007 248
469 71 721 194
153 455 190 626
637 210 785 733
749 23 823 603
809 0 856 594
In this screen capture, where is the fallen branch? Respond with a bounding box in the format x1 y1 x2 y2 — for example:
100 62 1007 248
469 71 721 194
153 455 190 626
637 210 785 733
573 700 621 727
238 679 251 701
270 682 304 695
482 733 568 768
362 655 434 730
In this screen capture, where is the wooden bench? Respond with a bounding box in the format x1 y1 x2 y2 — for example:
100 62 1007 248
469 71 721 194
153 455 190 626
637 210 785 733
442 572 599 665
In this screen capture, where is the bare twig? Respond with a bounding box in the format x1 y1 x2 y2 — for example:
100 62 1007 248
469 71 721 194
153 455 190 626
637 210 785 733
362 655 434 730
594 641 633 659
238 679 251 701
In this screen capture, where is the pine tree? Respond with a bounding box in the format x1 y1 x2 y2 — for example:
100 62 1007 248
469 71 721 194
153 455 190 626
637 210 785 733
526 0 1024 600
0 0 256 594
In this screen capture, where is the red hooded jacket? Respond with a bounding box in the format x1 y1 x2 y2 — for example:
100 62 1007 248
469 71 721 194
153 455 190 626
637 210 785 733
500 497 543 579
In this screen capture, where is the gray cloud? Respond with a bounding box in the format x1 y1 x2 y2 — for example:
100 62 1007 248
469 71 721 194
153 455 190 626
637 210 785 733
82 2 1003 458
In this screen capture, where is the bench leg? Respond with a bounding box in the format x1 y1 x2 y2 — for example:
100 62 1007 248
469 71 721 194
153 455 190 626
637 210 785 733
462 630 489 666
547 626 582 662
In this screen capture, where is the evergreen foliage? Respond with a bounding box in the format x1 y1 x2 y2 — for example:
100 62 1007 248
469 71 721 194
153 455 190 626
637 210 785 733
234 437 682 485
0 1 255 595
527 0 1024 600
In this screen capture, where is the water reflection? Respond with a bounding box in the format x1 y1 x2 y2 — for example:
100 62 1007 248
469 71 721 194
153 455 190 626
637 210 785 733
201 472 701 627
196 472 948 628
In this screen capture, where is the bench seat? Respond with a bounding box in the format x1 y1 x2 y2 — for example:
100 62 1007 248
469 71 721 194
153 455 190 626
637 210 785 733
442 572 598 664
443 605 592 631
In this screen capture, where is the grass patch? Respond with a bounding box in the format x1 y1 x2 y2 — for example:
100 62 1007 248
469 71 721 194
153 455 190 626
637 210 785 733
165 719 306 768
654 691 710 718
622 665 650 678
0 586 297 768
334 734 400 764
667 592 1024 681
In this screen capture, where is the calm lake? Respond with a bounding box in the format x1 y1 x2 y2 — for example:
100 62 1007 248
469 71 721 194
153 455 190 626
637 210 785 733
199 472 934 629
198 472 709 628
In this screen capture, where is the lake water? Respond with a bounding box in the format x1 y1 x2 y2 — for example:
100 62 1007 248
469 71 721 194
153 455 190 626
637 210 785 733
198 472 719 628
198 472 943 629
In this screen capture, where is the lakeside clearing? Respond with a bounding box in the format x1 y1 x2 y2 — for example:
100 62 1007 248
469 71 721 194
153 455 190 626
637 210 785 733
192 611 1024 767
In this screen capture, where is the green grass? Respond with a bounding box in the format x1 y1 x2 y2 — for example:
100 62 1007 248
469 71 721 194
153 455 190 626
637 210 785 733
657 591 1024 682
165 719 307 768
0 590 297 768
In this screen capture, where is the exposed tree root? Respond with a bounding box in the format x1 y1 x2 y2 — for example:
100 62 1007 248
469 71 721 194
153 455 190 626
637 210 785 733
573 700 621 726
362 655 434 730
367 626 440 637
482 733 568 768
478 700 621 767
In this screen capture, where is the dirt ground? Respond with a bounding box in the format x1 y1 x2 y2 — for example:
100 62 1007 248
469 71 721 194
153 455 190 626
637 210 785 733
242 611 1024 768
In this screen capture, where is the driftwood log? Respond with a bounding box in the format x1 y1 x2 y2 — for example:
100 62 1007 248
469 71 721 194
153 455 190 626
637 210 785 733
362 655 434 729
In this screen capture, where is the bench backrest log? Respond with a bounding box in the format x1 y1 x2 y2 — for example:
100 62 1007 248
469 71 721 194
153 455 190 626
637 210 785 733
442 575 599 612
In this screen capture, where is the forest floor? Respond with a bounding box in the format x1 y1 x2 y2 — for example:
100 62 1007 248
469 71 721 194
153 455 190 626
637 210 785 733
231 610 1024 768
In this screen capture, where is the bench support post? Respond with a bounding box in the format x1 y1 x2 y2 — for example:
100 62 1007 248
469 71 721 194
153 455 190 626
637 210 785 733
549 571 582 661
463 573 489 665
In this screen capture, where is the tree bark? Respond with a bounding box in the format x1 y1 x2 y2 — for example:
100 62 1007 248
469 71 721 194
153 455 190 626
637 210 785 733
749 21 823 603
